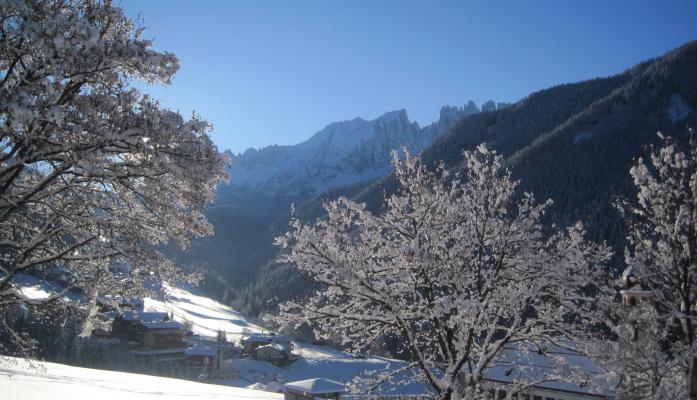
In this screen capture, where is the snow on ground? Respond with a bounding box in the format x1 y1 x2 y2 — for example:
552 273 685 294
7 277 609 396
145 283 265 341
0 356 281 400
144 283 613 396
6 276 426 393
10 274 83 302
145 283 428 394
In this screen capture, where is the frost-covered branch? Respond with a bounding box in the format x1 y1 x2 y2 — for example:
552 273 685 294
272 146 610 400
578 131 697 399
0 0 228 357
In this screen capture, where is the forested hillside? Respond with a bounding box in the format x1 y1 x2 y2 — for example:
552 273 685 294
418 40 697 261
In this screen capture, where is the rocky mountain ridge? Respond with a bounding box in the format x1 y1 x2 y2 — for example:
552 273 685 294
225 101 502 195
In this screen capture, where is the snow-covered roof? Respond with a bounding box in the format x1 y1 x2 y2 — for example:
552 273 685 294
241 332 276 341
257 343 288 353
185 343 217 357
120 310 169 322
247 382 284 392
283 378 348 395
140 320 183 330
483 341 615 397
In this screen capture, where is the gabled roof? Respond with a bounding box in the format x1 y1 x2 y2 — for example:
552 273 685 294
283 378 348 395
241 332 291 341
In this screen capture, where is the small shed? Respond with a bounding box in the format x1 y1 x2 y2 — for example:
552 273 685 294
283 378 348 400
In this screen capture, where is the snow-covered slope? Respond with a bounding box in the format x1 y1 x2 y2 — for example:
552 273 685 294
227 103 485 196
145 284 428 394
146 284 266 339
0 357 282 400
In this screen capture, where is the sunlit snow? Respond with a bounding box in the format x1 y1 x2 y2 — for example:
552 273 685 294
0 357 282 400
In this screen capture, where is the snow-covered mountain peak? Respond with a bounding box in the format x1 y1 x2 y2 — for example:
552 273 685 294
376 108 409 123
225 102 491 196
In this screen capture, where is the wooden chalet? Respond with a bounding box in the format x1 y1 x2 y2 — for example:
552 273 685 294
131 320 186 349
111 310 170 341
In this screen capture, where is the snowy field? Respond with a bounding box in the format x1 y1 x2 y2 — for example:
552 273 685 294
0 356 282 400
145 283 266 340
146 283 428 394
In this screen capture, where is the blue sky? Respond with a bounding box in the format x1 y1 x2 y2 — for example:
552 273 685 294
119 0 697 154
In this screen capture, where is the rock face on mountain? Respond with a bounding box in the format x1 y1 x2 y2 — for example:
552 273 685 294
226 103 486 196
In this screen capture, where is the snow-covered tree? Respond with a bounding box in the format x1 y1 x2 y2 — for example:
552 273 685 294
0 1 227 355
582 131 697 399
274 146 610 399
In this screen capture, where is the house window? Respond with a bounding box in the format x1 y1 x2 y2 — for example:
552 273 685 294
533 396 542 400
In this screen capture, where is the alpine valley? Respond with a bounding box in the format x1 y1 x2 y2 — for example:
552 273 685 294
171 41 697 318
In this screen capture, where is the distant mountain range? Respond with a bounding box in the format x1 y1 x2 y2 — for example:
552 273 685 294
225 101 507 196
173 40 697 317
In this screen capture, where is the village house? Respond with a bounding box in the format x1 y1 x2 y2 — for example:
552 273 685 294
240 332 292 355
126 319 189 370
254 342 298 365
184 342 222 372
130 320 186 349
111 310 171 340
283 378 348 400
